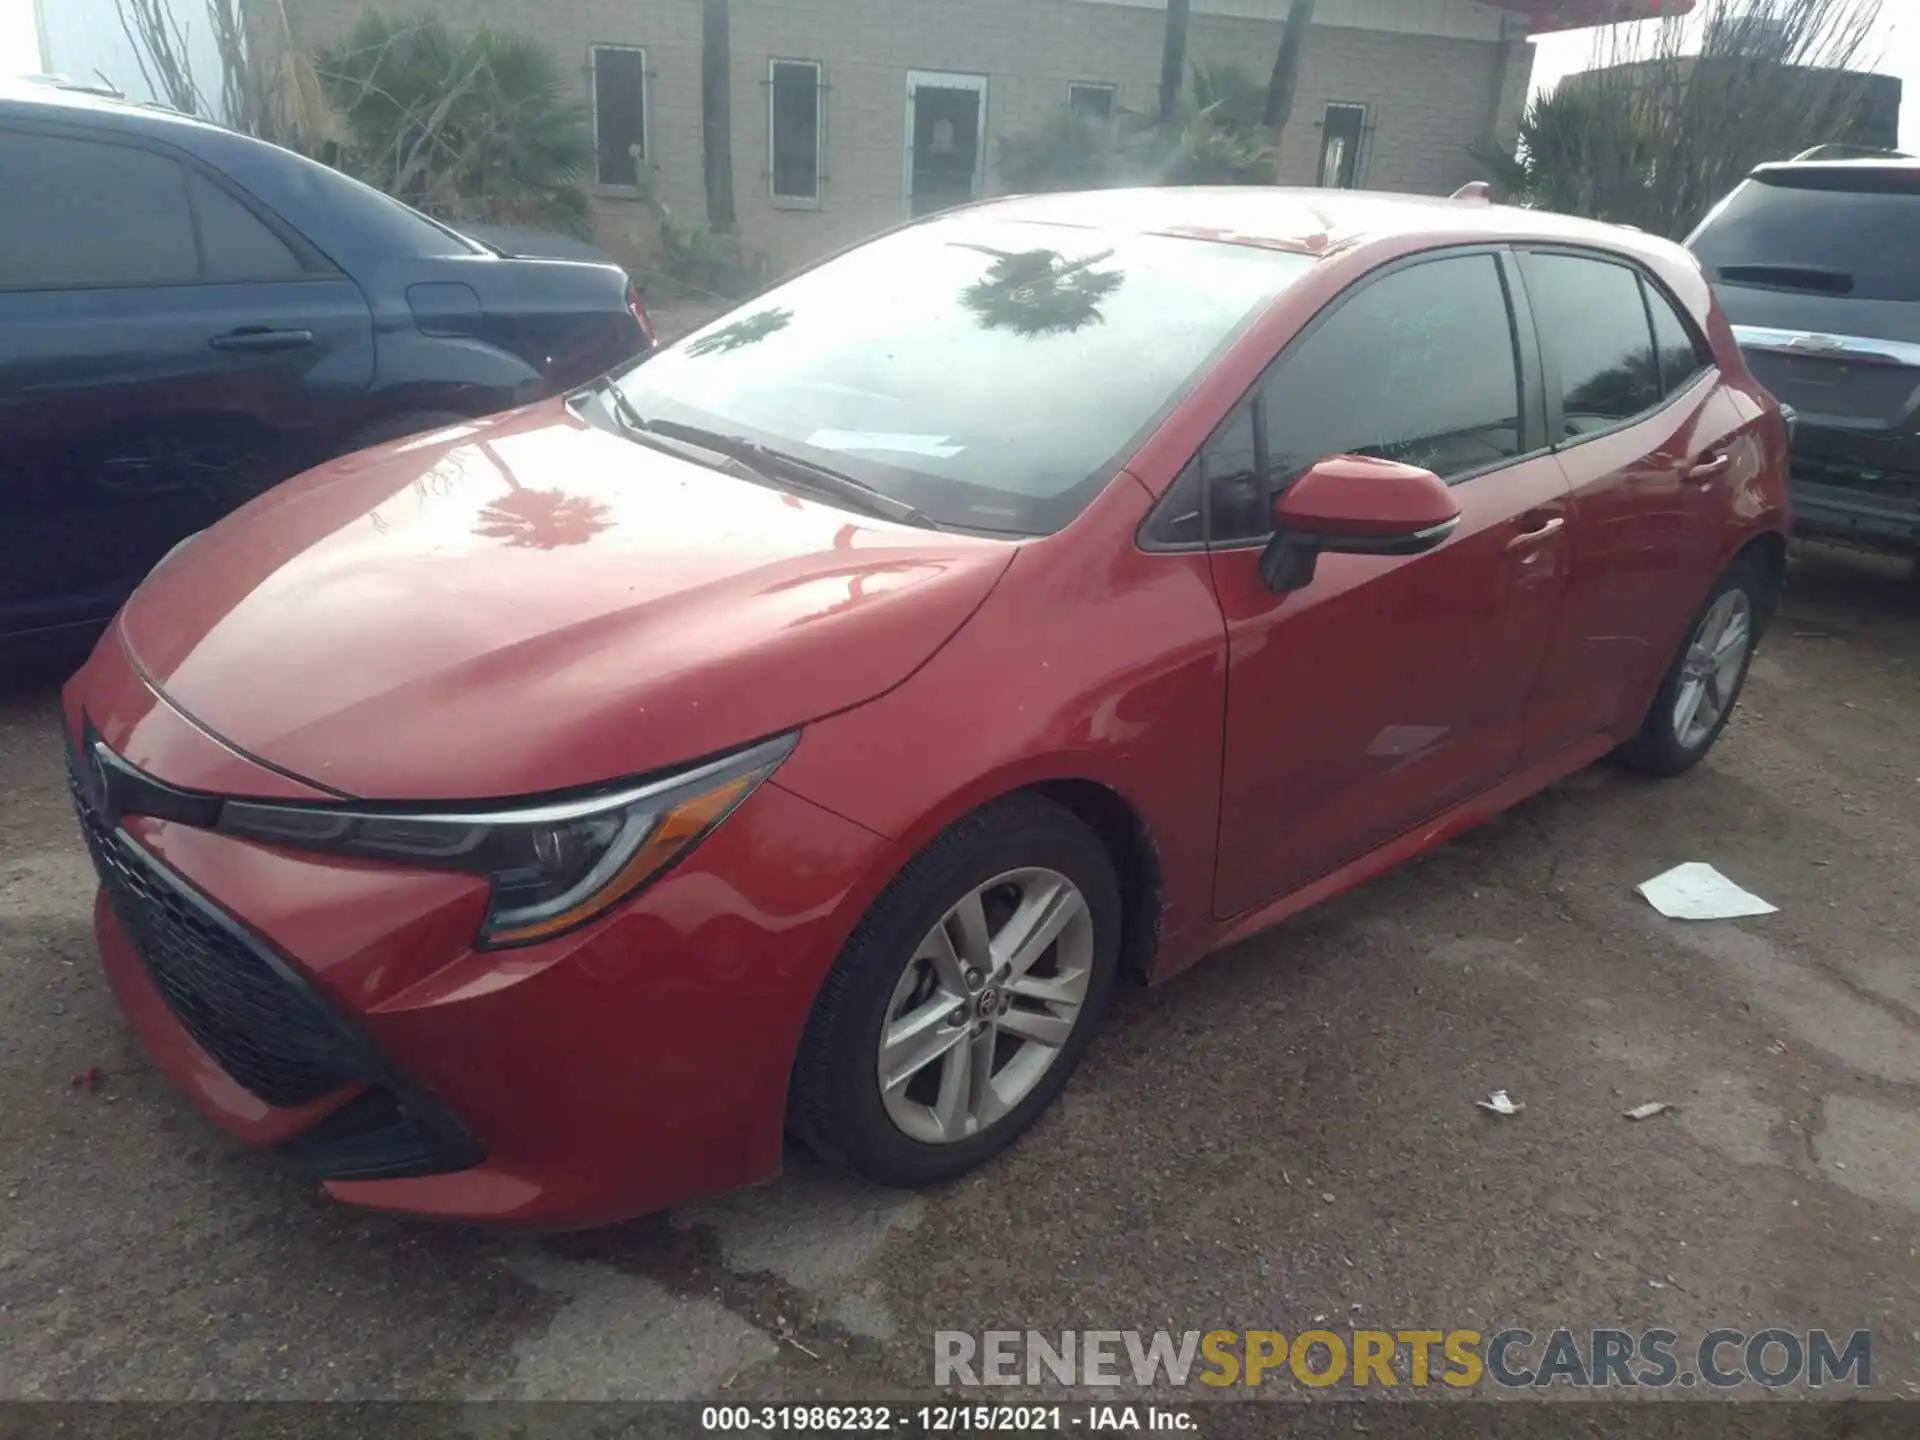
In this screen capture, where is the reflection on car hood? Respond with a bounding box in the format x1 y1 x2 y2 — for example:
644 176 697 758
118 401 1016 800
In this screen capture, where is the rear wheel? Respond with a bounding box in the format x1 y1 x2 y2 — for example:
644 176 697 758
789 795 1120 1187
1617 557 1763 777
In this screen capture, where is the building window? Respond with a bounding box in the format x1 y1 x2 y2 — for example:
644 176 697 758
592 44 647 187
1068 82 1117 122
770 59 823 202
1318 103 1367 189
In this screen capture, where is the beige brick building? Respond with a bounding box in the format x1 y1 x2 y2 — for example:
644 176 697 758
273 0 1667 274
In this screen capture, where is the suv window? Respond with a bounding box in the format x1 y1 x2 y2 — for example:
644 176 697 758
1522 252 1661 438
1207 253 1523 542
1645 282 1713 396
1691 174 1920 303
188 173 307 281
0 130 198 289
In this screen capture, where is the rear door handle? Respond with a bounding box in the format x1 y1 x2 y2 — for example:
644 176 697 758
1687 451 1732 483
1502 515 1565 555
209 327 314 353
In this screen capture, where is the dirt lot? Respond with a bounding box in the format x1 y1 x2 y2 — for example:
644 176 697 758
1 544 1916 1420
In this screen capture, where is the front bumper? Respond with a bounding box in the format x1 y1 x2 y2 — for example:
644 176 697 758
63 637 890 1228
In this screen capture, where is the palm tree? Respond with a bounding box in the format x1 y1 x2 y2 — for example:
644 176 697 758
471 445 613 550
957 246 1126 338
701 0 738 232
1261 0 1319 146
316 13 593 235
685 307 794 357
1158 0 1192 123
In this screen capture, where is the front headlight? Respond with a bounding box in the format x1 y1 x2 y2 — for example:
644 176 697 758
218 733 796 947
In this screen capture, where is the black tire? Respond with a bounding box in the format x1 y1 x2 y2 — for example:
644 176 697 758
339 409 471 455
1616 555 1765 777
789 793 1121 1188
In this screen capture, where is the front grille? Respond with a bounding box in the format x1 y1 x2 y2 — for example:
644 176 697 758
69 761 366 1108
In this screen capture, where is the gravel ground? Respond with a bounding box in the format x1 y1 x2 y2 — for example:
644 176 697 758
0 543 1915 1428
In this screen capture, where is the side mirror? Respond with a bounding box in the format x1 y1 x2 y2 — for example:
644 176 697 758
1259 455 1462 593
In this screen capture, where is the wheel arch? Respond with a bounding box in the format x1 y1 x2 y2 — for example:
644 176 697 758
1734 529 1789 635
792 764 1175 1025
1027 778 1164 985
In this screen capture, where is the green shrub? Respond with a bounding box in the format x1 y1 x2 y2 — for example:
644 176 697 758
316 10 592 236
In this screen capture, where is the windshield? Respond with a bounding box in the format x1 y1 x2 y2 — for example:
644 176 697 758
613 217 1313 534
1691 176 1920 302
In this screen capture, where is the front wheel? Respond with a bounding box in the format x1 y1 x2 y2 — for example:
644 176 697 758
788 795 1120 1187
1616 557 1763 777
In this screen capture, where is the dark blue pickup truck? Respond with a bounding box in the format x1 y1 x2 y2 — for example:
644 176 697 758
0 83 654 649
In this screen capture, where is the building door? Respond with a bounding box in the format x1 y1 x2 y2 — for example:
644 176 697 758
905 71 987 218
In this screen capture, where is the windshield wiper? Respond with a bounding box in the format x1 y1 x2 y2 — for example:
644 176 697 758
630 411 936 529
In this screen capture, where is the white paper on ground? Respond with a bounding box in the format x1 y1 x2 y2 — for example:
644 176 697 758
807 429 966 458
1476 1090 1524 1116
1635 863 1778 921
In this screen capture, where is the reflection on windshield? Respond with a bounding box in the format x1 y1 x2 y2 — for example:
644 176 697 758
954 246 1125 337
613 216 1315 535
686 307 796 357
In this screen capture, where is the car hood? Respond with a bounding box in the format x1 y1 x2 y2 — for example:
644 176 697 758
118 402 1016 800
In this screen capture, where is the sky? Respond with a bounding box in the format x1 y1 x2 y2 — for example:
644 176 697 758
0 0 34 78
0 0 1914 148
1531 5 1917 151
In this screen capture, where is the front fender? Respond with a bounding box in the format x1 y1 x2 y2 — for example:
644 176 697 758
774 480 1230 972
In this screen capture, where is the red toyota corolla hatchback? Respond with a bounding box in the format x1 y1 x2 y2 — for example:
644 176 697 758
63 188 1789 1227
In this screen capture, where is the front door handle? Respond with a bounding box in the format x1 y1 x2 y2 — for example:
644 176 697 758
1686 451 1732 483
209 327 314 353
1502 515 1565 555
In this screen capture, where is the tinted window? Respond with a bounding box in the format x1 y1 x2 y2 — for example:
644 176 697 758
1523 253 1661 437
617 218 1313 535
1201 406 1263 540
1069 84 1116 121
1243 254 1521 526
1319 104 1366 188
0 131 197 289
1645 283 1712 396
770 60 821 201
594 45 648 186
1691 176 1920 303
1149 459 1206 547
268 152 478 258
189 173 306 280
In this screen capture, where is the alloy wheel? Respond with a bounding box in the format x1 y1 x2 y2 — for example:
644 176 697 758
876 867 1094 1145
1673 587 1753 750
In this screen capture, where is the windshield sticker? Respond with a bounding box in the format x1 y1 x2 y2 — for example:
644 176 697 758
807 430 967 458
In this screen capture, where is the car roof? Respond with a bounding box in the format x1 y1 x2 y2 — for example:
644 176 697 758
0 78 224 138
966 186 1682 266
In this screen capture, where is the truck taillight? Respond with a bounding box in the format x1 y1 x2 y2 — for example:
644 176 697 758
626 282 657 348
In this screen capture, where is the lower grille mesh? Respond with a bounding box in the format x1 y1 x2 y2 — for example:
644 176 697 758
70 767 363 1108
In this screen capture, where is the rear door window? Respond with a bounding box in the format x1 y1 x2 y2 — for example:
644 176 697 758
1521 252 1661 439
0 130 198 289
1691 176 1920 302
